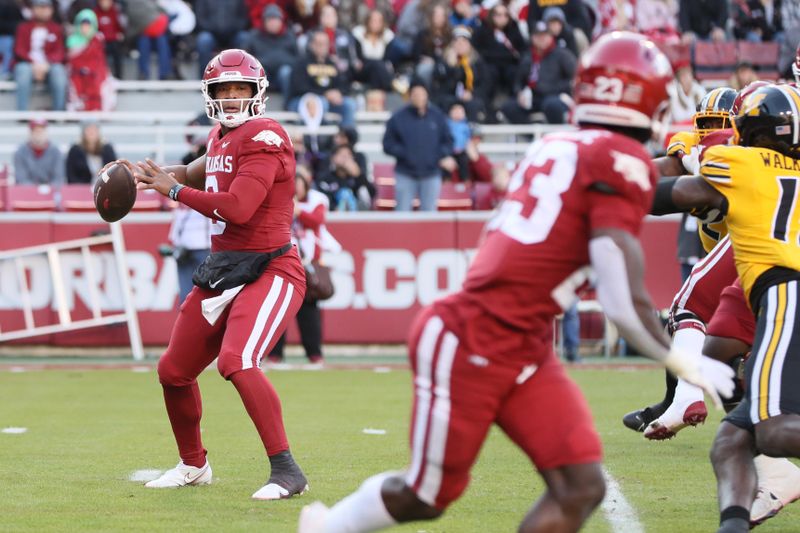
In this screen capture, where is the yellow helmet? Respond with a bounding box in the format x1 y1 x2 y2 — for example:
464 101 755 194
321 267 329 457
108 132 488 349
693 87 737 138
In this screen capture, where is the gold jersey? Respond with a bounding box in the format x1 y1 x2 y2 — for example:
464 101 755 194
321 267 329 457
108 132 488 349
667 130 729 252
701 144 800 301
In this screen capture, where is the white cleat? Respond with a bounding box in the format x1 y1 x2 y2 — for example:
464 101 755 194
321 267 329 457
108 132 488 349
643 400 707 440
252 481 309 500
298 501 330 533
750 456 800 526
144 461 212 488
751 489 783 526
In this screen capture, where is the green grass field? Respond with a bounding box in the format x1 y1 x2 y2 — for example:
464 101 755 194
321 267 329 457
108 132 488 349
1 362 798 532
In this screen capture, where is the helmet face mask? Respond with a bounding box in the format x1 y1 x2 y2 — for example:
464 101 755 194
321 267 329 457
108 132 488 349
202 49 269 128
693 87 736 139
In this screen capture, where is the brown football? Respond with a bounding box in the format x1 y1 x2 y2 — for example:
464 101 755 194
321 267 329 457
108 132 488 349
94 163 136 222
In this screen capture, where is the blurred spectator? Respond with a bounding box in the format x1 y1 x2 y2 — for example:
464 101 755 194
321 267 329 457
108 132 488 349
596 0 636 33
67 9 115 111
386 0 436 67
315 144 374 211
779 3 800 78
431 25 489 122
636 0 681 44
124 0 172 80
446 102 471 181
679 0 728 43
677 213 704 281
544 7 579 57
450 0 479 29
0 0 24 81
66 121 116 184
160 0 197 79
247 4 298 103
268 174 331 365
336 0 395 31
412 3 453 86
289 30 357 127
13 0 67 111
732 0 783 42
352 9 395 98
383 81 454 211
500 21 576 125
14 119 64 185
93 0 124 79
472 4 526 104
331 125 369 180
729 60 758 90
667 61 705 123
527 0 592 43
195 0 249 78
169 206 212 302
310 5 361 86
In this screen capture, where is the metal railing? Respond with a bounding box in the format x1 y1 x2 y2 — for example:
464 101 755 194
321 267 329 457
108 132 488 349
0 222 144 359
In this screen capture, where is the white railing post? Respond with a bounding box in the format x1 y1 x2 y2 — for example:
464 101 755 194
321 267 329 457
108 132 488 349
110 222 144 360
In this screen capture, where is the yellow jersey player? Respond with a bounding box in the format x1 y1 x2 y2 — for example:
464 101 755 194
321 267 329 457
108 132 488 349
654 83 800 533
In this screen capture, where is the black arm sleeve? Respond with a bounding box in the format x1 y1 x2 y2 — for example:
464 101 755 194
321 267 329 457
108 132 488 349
650 177 683 215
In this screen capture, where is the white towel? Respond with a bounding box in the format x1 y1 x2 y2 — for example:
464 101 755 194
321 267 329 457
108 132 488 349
201 285 244 325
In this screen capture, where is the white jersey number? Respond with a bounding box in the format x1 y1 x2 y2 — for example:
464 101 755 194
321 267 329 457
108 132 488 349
488 140 578 244
205 174 227 236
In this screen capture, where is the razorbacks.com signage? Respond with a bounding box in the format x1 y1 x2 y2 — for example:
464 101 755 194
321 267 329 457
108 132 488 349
0 212 681 345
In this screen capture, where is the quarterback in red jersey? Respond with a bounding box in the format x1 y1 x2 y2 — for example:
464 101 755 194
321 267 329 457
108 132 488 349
117 49 308 500
298 32 735 533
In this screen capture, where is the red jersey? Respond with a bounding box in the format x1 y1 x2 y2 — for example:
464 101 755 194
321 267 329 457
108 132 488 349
177 117 305 288
202 118 295 253
434 129 657 362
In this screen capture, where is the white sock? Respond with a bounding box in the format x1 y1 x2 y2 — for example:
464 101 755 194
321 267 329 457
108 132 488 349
324 472 398 533
671 327 706 404
754 455 800 503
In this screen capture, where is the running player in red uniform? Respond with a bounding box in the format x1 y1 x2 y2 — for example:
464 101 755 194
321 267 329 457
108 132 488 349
297 32 735 533
117 49 308 500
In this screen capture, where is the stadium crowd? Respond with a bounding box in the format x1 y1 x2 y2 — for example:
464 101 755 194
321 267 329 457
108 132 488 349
2 0 800 211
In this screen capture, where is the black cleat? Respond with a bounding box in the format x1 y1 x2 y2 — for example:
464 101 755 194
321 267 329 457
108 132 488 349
252 450 309 500
622 403 668 432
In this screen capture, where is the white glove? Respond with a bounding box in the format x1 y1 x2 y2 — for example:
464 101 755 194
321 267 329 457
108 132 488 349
681 145 702 175
664 349 735 409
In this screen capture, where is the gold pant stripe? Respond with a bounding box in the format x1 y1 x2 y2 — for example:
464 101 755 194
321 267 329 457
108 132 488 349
759 283 787 420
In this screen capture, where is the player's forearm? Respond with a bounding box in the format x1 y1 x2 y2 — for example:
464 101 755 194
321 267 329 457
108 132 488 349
177 176 266 225
164 154 207 190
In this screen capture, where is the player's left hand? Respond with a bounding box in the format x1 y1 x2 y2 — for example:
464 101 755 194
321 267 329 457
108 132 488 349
665 349 735 409
134 159 179 197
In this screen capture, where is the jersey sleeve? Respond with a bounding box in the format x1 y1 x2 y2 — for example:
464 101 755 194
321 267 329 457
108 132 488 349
582 139 656 236
666 131 697 158
236 120 293 191
699 145 752 198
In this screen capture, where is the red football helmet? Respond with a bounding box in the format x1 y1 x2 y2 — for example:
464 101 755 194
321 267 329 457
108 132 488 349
201 49 269 128
793 43 800 84
731 80 772 116
573 31 672 132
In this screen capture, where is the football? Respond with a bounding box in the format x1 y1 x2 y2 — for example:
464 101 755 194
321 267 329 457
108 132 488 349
94 163 137 222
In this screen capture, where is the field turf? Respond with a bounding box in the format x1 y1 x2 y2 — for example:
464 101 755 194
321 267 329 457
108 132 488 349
1 362 798 532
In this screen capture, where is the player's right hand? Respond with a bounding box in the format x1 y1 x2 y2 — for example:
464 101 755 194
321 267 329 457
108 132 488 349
664 348 735 409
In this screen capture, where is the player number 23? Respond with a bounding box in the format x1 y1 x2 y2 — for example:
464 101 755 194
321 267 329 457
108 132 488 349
487 140 577 244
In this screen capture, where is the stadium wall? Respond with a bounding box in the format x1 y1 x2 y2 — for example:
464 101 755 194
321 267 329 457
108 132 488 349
0 212 681 345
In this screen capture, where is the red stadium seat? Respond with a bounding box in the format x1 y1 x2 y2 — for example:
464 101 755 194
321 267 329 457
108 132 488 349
131 189 163 211
737 41 780 80
473 182 495 210
693 41 737 81
60 184 96 212
657 42 691 70
7 184 57 211
437 182 473 211
374 176 396 210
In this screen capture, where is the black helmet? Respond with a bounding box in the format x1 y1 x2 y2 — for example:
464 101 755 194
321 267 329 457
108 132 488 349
694 87 737 138
734 84 800 156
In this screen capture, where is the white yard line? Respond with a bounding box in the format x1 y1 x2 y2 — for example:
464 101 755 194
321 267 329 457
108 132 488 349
601 467 644 533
